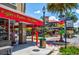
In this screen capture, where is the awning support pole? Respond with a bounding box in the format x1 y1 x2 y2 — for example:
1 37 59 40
8 19 10 40
32 31 33 42
36 31 38 46
32 25 34 42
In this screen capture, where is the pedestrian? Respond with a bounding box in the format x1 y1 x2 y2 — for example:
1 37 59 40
15 30 19 46
10 32 16 46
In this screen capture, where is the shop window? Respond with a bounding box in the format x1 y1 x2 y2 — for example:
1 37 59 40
0 18 8 41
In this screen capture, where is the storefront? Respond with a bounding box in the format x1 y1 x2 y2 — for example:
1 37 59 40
0 5 43 46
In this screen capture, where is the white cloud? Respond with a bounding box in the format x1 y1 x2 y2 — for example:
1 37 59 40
76 9 79 14
49 16 59 21
34 10 41 14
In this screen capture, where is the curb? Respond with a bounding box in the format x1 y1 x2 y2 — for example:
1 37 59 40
47 49 54 55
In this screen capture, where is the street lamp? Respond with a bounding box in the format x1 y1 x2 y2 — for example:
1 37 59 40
39 6 46 48
42 6 45 38
43 6 45 26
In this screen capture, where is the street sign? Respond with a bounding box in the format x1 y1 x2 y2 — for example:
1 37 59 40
66 20 73 27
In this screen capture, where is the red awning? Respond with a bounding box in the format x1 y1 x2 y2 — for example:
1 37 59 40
0 5 43 26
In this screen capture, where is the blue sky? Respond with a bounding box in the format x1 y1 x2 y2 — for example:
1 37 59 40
25 3 57 19
25 3 79 27
25 3 79 19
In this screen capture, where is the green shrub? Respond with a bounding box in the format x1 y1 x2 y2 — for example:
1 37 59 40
60 46 79 55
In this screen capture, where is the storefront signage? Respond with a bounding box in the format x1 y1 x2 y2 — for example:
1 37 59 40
0 7 43 26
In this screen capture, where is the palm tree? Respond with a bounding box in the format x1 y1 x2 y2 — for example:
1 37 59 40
65 12 78 23
65 12 78 38
47 3 78 15
47 3 78 42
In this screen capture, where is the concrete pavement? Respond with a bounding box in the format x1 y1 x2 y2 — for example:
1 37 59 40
12 36 61 55
12 34 79 55
50 46 60 55
12 43 55 55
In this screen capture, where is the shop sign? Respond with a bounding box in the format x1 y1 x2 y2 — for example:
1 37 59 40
0 7 43 26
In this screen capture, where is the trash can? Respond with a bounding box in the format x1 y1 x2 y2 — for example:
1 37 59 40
39 37 43 48
39 37 46 48
40 40 43 48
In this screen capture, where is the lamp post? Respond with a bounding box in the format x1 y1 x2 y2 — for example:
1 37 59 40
43 6 45 26
42 6 45 37
41 6 46 48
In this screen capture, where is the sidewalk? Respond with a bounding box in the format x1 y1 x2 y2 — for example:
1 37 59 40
12 36 61 55
12 43 54 55
50 46 60 55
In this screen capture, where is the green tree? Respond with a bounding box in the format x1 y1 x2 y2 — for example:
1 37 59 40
47 3 78 15
65 12 78 23
47 3 78 42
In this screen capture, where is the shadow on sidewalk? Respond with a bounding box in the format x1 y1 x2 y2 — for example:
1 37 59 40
46 41 66 45
13 41 36 52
